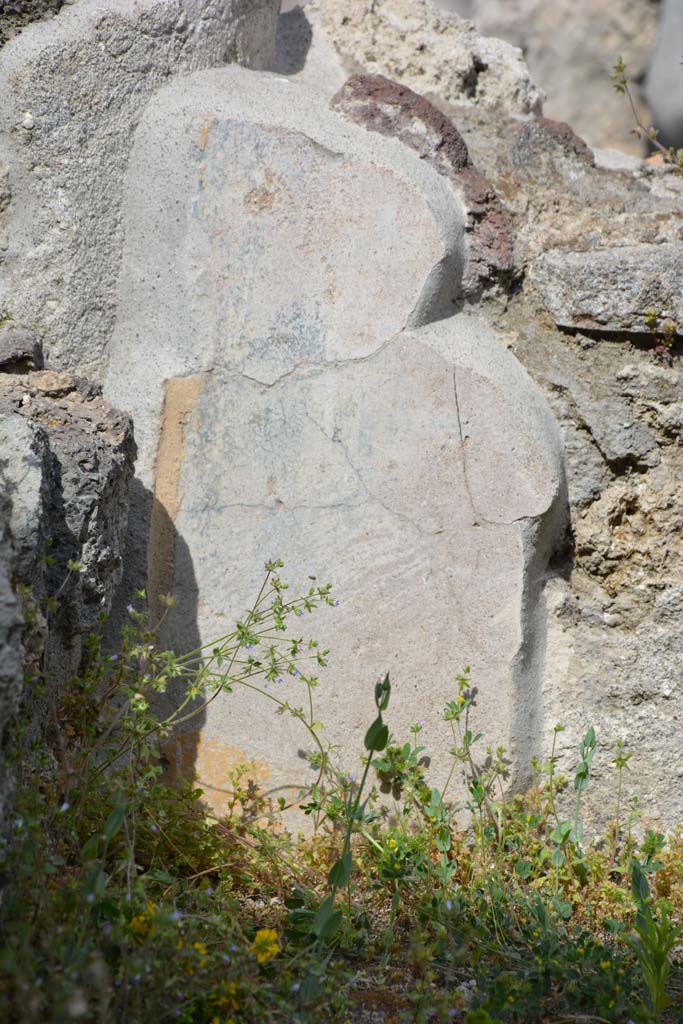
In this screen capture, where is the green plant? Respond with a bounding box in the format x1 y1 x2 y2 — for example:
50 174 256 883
612 56 683 171
643 309 678 363
2 569 683 1023
629 858 683 1018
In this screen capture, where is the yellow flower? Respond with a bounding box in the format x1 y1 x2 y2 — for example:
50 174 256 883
600 959 611 970
387 838 397 850
250 928 280 964
129 902 157 941
208 981 239 1013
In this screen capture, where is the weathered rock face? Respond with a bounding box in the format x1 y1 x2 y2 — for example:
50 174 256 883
104 65 566 812
0 0 281 377
0 0 64 49
432 0 658 155
3 0 679 835
423 92 683 828
0 486 24 827
509 319 683 829
435 102 683 331
0 322 43 373
318 0 543 118
0 363 135 827
330 73 514 300
0 368 136 696
530 244 683 336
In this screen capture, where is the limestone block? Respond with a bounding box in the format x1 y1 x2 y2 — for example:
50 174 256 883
0 0 281 377
317 0 543 117
105 66 566 811
106 66 466 478
432 0 658 155
530 244 683 336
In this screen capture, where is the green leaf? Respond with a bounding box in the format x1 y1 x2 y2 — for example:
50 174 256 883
551 847 565 869
102 802 126 843
81 836 99 861
313 895 342 939
631 858 650 902
551 821 572 845
364 716 389 752
319 909 342 939
327 850 352 888
435 825 451 853
581 726 597 761
374 673 391 711
571 820 584 844
313 894 335 936
515 860 532 880
300 972 324 1002
147 869 175 884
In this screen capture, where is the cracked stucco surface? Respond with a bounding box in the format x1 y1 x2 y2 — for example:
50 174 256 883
103 66 565 807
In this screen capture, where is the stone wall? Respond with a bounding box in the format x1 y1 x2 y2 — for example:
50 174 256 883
1 0 682 833
0 330 135 820
0 0 281 377
432 0 659 155
0 0 65 50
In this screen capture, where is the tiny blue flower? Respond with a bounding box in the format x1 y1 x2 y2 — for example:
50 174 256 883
333 599 340 607
445 899 453 911
291 982 301 993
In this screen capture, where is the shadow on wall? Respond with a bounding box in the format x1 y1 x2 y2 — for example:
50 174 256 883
107 478 207 798
272 4 313 76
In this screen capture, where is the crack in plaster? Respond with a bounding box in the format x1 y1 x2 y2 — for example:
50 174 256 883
234 331 399 389
301 402 439 538
452 365 544 530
